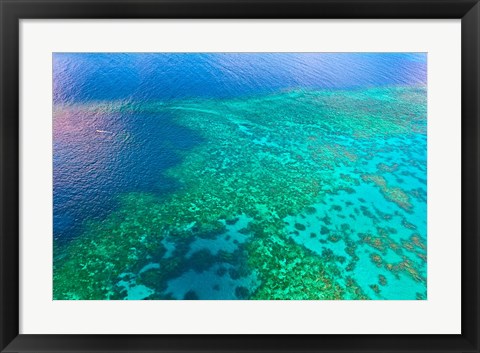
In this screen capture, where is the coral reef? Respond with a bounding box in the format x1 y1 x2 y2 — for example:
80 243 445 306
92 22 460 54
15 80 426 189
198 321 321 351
54 86 427 300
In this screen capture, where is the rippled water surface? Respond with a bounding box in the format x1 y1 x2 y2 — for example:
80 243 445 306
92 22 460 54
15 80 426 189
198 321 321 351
53 53 427 300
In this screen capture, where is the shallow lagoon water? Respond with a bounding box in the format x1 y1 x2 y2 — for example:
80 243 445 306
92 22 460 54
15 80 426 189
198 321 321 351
53 53 427 300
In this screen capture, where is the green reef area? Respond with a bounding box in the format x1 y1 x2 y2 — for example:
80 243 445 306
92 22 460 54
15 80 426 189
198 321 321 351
53 86 427 300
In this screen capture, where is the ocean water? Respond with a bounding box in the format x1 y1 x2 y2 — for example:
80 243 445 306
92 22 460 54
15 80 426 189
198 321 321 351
53 53 427 300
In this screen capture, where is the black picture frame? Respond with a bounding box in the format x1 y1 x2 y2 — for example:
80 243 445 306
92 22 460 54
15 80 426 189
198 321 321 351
1 0 479 352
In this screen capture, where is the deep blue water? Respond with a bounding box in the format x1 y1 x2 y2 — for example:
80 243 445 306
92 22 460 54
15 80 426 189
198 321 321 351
53 53 426 243
54 53 426 104
53 110 203 242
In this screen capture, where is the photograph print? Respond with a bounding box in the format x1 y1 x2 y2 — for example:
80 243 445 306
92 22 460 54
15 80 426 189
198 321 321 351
53 52 427 300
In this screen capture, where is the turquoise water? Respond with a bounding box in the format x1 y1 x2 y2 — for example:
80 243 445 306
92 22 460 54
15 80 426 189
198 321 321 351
53 53 427 300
